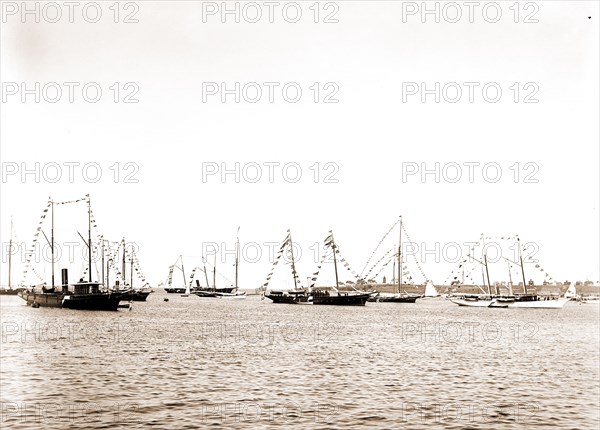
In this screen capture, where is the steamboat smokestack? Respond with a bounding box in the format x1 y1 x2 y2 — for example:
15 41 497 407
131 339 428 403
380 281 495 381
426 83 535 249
61 268 69 294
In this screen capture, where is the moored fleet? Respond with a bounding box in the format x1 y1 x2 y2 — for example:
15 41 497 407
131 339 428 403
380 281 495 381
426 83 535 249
2 195 598 310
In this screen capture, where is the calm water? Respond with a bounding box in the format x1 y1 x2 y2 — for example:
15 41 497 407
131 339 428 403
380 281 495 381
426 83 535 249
1 294 599 429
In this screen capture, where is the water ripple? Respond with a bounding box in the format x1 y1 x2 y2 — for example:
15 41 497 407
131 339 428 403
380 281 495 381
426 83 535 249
1 295 598 429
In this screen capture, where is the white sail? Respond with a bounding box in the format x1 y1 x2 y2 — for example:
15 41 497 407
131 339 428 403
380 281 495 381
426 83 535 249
181 282 190 297
424 280 439 297
564 283 577 299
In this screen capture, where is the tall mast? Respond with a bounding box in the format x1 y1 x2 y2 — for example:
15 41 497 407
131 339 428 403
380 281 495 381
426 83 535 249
289 230 299 290
8 217 13 289
518 237 528 294
397 216 402 294
467 245 474 287
130 250 134 289
106 240 110 290
101 236 105 287
482 237 491 294
180 255 186 288
51 198 55 288
481 262 486 291
121 239 126 284
484 253 492 294
213 253 217 290
203 256 210 289
87 196 92 282
331 233 340 292
507 262 514 296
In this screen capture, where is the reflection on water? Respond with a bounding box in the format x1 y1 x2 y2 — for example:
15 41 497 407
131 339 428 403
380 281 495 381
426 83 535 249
1 295 599 429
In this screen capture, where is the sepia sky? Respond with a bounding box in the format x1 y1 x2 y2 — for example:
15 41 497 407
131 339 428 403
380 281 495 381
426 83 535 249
1 1 598 288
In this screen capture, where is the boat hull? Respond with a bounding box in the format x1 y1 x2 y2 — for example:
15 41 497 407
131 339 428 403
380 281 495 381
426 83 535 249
19 291 63 307
488 300 509 308
313 292 371 306
369 294 420 303
119 291 151 301
194 291 218 298
449 297 493 307
19 290 124 311
499 297 569 309
0 288 23 296
266 293 312 304
216 292 247 299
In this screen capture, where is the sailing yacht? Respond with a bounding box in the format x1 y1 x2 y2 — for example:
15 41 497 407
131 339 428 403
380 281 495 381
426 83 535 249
449 237 497 307
191 257 219 297
376 217 422 303
312 231 373 306
189 259 244 298
164 256 191 294
126 249 151 301
195 229 246 299
488 237 569 309
112 240 151 301
363 217 426 303
264 230 312 304
218 230 246 299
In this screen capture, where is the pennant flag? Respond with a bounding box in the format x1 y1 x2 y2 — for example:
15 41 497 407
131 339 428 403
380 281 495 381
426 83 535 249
280 230 291 249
